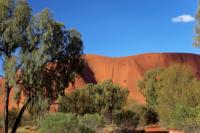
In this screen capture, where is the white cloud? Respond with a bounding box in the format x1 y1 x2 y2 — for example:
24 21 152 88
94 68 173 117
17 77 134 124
172 14 195 23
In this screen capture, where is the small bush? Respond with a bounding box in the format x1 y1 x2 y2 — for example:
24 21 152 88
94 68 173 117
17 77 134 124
145 107 158 125
165 104 200 133
78 113 104 130
124 99 158 126
112 110 139 132
58 86 95 115
59 80 129 115
38 113 102 133
138 64 200 132
39 113 79 133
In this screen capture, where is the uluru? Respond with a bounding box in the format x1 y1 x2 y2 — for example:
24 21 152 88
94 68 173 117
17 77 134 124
0 52 199 133
2 52 200 110
69 53 200 104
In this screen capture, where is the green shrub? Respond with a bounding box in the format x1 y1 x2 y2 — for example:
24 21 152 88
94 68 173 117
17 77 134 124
58 85 95 115
78 113 104 130
144 107 158 125
124 99 158 126
161 104 200 133
138 68 164 109
38 113 101 133
0 114 2 128
27 96 49 119
39 113 79 133
112 110 139 132
138 64 200 132
59 80 129 115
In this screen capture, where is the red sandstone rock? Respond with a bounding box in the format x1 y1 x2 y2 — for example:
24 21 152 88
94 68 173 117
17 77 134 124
1 53 200 112
68 53 200 104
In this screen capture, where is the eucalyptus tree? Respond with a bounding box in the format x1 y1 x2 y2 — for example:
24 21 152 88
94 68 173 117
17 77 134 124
0 0 84 133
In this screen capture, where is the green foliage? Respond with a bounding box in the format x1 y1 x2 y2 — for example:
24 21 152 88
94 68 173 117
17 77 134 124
112 109 139 132
97 80 129 112
153 104 200 133
18 10 84 100
139 64 200 132
169 104 200 132
39 113 99 133
138 68 164 108
144 107 158 125
156 65 200 131
59 80 129 115
39 113 79 133
194 2 200 47
124 99 158 126
58 84 95 115
0 0 84 100
124 100 147 125
27 95 49 119
0 0 84 132
78 113 104 130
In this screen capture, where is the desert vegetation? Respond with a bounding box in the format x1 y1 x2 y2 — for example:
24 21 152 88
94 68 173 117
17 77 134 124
138 64 200 133
59 80 129 115
0 80 159 133
58 80 137 132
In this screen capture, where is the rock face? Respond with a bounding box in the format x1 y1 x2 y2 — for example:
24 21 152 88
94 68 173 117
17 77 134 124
1 52 200 112
68 53 200 104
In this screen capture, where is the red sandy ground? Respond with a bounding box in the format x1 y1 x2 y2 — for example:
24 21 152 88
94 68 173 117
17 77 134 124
144 125 183 133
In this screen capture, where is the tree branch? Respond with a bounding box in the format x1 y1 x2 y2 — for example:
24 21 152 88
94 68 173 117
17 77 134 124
0 56 5 64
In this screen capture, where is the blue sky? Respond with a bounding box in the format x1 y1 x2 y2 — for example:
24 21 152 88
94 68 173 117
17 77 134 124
28 0 199 57
0 0 197 110
0 0 198 75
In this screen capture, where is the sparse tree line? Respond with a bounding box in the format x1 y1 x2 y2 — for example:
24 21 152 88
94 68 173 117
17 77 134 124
0 79 160 133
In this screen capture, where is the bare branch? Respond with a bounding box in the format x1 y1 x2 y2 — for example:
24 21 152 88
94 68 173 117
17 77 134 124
0 56 5 64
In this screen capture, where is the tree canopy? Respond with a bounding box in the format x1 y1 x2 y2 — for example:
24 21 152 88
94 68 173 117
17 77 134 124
138 64 200 132
0 0 84 132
